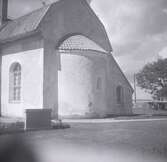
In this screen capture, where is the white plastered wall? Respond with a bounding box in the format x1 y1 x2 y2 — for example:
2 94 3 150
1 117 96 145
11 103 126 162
58 51 107 117
1 48 44 117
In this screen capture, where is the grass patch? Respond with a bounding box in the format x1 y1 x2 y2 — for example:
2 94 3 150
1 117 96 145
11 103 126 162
0 120 70 135
0 121 25 135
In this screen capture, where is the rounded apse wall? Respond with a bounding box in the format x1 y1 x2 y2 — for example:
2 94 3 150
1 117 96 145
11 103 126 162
58 50 107 117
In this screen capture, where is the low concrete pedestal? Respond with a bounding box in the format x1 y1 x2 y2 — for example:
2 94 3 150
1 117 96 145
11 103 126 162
25 109 52 130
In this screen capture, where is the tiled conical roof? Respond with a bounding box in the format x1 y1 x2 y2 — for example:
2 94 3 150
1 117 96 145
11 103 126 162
59 35 107 53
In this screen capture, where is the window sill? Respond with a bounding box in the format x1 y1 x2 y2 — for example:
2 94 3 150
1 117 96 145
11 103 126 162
9 100 22 104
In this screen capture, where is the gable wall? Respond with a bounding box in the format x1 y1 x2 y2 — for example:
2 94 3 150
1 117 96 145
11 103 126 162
40 0 112 52
39 0 112 118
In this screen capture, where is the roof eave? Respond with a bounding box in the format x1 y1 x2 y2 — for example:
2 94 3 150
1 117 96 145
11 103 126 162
110 52 134 92
0 29 41 45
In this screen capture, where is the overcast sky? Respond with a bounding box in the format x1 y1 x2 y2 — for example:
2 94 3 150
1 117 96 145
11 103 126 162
8 0 167 99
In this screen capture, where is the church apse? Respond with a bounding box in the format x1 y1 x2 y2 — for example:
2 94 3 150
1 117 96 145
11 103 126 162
57 35 108 118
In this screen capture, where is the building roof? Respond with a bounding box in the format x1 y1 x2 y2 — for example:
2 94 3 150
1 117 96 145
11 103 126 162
0 0 112 53
0 0 93 43
0 4 51 42
59 35 107 53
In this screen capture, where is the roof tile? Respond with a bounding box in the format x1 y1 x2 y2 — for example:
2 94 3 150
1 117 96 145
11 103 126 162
0 5 51 41
59 35 107 53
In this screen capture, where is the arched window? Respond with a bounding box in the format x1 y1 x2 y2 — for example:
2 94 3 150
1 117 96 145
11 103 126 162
9 63 21 102
116 86 123 104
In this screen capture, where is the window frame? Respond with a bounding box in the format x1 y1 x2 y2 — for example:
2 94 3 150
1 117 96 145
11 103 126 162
9 62 22 103
96 77 102 91
116 85 124 104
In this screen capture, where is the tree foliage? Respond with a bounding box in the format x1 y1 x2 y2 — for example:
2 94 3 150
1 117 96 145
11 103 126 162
136 59 167 99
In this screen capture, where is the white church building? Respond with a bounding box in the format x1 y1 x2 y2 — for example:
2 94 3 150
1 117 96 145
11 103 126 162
0 0 133 118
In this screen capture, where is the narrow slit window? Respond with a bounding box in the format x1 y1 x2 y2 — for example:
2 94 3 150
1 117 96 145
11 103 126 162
116 86 123 104
96 77 102 90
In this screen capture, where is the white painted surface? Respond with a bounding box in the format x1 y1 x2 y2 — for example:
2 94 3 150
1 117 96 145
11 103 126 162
58 51 107 117
1 48 44 117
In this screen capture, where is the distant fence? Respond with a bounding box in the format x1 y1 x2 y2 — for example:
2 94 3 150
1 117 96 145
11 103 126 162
133 101 167 115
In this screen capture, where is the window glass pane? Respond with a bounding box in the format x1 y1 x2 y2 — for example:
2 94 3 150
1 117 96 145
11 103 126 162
9 63 21 102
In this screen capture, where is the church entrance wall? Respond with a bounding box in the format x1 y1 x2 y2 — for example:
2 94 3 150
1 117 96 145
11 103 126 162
1 48 44 117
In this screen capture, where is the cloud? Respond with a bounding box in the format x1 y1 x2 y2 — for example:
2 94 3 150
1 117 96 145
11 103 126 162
92 0 167 99
159 47 167 58
9 0 42 18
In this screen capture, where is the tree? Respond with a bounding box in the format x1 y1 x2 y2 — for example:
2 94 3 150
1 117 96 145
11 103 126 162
136 59 167 100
